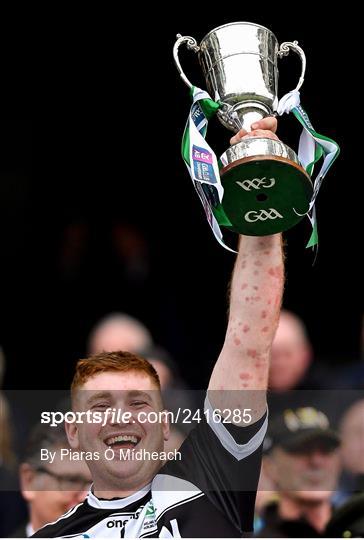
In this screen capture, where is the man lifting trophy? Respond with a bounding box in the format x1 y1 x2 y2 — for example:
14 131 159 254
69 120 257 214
173 22 339 249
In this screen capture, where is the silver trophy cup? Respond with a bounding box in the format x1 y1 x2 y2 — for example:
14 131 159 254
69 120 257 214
174 22 313 236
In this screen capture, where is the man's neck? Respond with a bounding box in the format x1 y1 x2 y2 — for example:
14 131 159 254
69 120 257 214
279 496 332 532
30 511 44 534
93 481 151 500
94 488 138 499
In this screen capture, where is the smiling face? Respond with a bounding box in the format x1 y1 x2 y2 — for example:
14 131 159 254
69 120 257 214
66 371 169 497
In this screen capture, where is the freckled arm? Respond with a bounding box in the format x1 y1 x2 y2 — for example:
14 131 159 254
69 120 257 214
208 234 284 424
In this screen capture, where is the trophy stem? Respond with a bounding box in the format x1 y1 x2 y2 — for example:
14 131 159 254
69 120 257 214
218 101 273 133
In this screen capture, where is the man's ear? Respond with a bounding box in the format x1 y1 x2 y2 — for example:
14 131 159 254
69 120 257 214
19 463 37 502
161 410 170 442
263 453 278 484
65 419 80 449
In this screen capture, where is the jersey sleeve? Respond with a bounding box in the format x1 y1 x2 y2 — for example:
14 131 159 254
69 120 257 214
161 394 267 533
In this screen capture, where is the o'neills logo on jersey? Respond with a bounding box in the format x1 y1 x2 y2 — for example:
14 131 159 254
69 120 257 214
106 508 142 530
104 448 182 461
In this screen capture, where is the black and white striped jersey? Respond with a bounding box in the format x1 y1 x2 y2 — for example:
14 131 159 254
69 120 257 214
32 398 267 538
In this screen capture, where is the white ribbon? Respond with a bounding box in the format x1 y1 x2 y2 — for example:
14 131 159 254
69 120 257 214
276 90 301 115
276 90 340 247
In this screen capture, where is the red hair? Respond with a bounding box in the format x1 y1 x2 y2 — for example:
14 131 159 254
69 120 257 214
71 350 161 393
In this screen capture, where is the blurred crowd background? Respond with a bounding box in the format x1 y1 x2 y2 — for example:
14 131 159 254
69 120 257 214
0 7 363 538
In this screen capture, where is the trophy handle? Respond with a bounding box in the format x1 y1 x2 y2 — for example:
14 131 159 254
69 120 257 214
173 34 200 89
278 41 306 91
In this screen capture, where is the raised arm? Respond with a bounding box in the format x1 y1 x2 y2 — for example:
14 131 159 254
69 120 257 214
208 117 284 424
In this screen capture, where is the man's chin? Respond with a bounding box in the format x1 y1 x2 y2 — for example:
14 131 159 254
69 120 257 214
103 458 148 480
295 490 332 502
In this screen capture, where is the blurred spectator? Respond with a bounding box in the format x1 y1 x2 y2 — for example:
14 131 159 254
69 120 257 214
11 422 91 537
257 407 341 537
335 398 364 504
146 345 176 389
269 310 315 392
87 312 152 355
268 310 339 421
328 313 364 390
0 391 16 470
144 345 191 393
0 391 28 537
